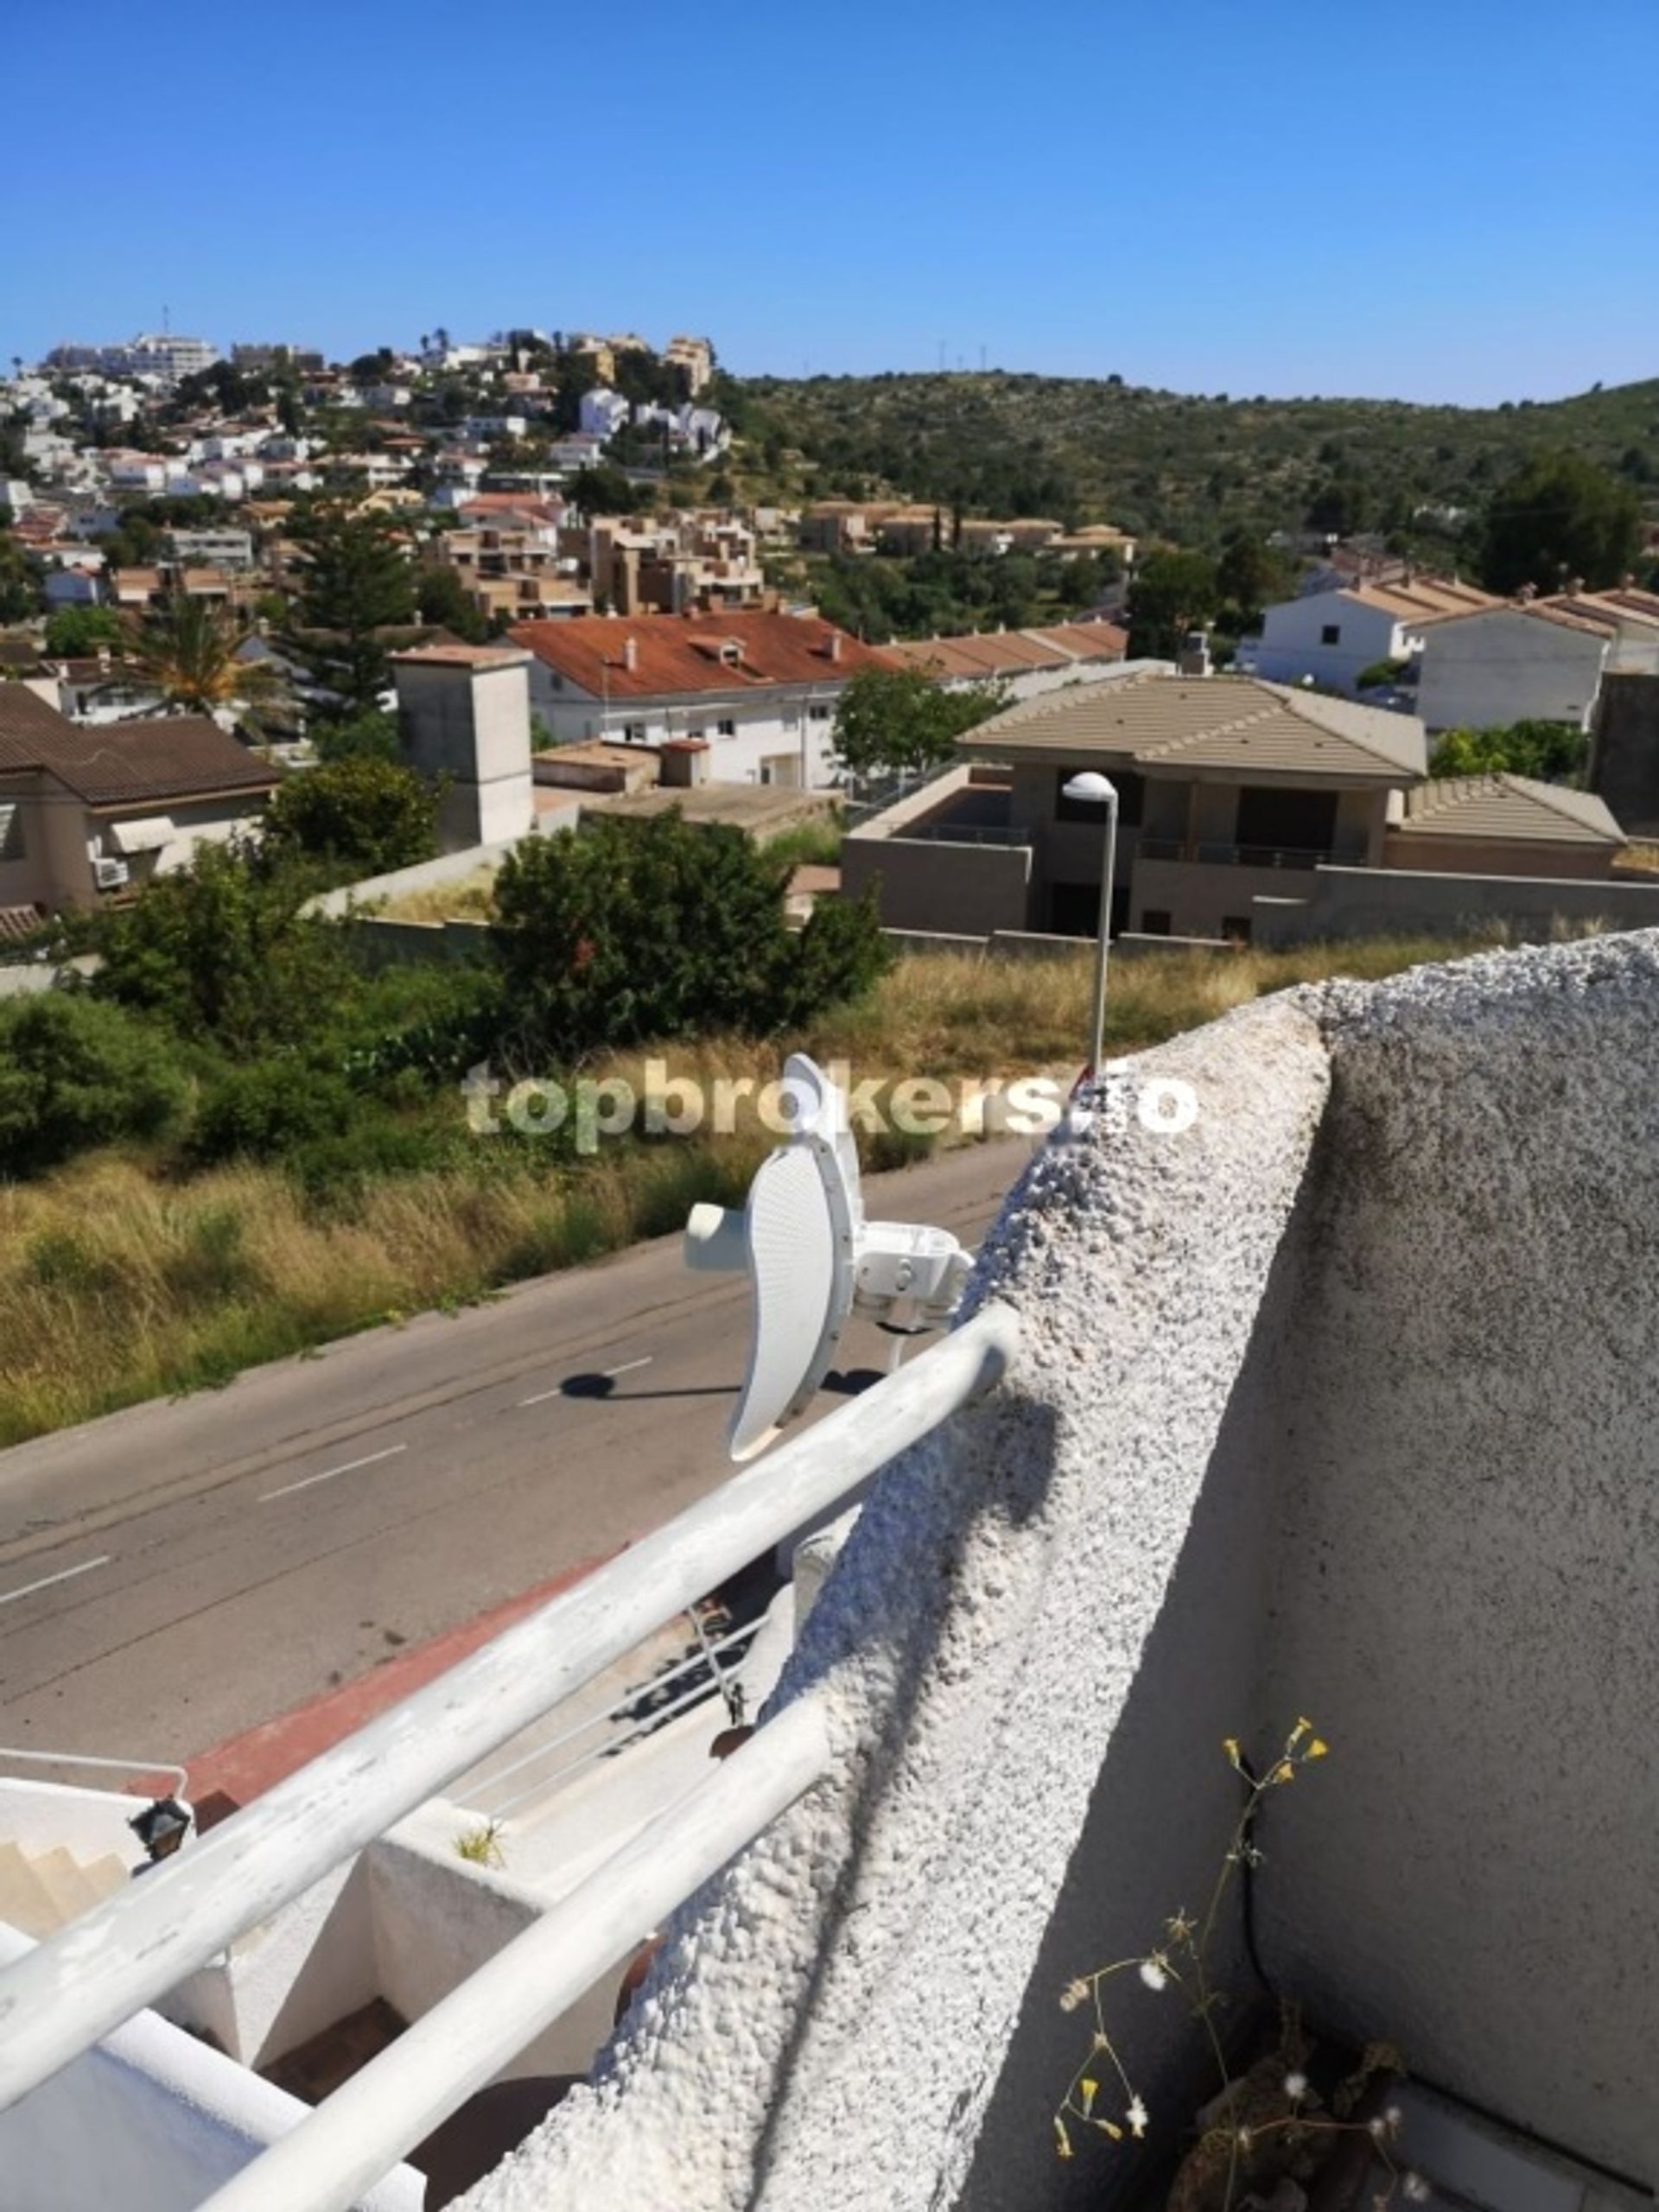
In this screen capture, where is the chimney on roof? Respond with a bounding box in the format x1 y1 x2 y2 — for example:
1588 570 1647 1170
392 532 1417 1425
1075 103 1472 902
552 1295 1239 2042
1516 582 1536 603
1177 629 1212 678
824 630 842 662
622 635 638 673
1567 576 1585 598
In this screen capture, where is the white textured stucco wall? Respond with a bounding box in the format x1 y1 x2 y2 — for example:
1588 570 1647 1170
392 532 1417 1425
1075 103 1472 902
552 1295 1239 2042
461 928 1659 2212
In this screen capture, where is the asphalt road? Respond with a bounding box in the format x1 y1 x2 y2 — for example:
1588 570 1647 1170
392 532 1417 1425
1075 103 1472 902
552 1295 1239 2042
0 1141 1025 1765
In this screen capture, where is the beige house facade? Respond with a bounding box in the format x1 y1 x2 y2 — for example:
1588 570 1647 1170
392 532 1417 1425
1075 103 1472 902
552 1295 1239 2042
0 687 275 920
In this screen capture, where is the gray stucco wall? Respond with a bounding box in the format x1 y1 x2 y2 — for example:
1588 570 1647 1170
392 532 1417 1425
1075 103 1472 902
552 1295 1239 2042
841 834 1033 936
1252 861 1659 944
462 927 1659 2210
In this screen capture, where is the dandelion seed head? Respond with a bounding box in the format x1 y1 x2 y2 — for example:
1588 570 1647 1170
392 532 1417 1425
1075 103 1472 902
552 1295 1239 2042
1284 2071 1308 2101
1403 2174 1431 2202
1139 1955 1169 1992
1127 2094 1148 2139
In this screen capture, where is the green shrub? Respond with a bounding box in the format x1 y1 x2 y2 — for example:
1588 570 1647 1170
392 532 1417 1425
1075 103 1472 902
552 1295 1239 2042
192 1061 357 1163
491 811 888 1061
0 995 187 1174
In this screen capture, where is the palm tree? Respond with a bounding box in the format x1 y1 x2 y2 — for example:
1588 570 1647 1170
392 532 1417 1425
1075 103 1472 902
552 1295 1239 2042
127 594 286 734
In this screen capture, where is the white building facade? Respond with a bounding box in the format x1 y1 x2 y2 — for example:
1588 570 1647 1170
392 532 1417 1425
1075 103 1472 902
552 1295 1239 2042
1415 605 1610 733
1253 577 1497 694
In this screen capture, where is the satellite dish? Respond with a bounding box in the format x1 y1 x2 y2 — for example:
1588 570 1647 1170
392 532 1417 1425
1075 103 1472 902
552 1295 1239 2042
685 1053 972 1460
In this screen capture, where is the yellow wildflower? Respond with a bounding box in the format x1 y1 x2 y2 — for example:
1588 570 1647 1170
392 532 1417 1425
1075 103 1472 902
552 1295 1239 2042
1055 2116 1073 2159
1080 2079 1098 2116
1222 1737 1242 1766
1096 2119 1123 2141
1272 1760 1295 1784
1306 1738 1330 1759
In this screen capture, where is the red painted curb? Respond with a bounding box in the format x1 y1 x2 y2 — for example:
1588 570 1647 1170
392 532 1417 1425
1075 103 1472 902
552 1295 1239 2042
181 1552 618 1810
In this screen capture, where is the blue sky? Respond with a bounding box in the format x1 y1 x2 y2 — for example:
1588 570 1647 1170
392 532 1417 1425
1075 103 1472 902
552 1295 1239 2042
5 0 1655 406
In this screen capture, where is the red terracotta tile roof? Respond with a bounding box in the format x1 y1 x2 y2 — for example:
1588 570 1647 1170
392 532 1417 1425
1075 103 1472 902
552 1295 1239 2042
507 612 894 697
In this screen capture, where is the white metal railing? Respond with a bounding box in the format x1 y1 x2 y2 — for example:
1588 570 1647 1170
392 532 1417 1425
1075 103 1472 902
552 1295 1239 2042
0 1302 1020 2192
201 1696 833 2212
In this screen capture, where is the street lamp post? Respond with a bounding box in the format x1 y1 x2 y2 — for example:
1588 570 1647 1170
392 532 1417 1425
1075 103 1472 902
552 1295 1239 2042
1062 771 1119 1077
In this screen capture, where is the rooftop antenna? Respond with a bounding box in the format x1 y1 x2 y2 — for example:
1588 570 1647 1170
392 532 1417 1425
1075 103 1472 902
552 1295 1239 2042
684 1054 973 1459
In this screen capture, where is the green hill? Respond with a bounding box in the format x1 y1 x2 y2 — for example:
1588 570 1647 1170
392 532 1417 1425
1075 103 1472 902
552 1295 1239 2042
717 369 1659 554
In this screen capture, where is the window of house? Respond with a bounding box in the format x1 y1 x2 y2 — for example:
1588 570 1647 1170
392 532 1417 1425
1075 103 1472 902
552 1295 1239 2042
621 721 646 742
1320 623 1341 645
716 717 737 737
1140 909 1172 936
1234 785 1339 855
809 703 830 721
0 801 23 861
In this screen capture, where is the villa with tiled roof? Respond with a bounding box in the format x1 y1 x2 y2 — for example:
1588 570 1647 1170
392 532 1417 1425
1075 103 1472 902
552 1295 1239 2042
508 610 893 789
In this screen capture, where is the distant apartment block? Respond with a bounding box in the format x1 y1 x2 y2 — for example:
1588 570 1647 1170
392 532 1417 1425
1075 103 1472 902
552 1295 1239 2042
45 333 219 384
664 334 715 393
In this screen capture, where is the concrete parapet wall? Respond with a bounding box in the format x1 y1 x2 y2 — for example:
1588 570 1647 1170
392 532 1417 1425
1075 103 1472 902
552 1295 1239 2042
1251 861 1659 944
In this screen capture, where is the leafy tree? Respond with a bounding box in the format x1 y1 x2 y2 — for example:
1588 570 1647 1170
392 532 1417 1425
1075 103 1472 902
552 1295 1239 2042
310 708 402 764
0 995 188 1174
92 842 358 1058
1125 550 1219 658
0 528 40 623
285 509 416 713
491 811 887 1062
568 463 645 517
830 666 1008 781
415 562 489 643
1214 533 1294 630
1430 720 1590 785
1480 451 1643 595
1305 476 1371 536
264 757 439 878
43 605 124 656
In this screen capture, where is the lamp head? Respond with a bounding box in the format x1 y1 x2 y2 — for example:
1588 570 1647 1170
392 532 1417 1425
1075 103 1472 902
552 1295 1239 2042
1061 771 1118 804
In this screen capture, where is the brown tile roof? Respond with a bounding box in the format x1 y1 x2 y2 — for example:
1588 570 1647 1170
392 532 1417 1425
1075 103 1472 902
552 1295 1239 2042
1397 773 1623 844
1344 576 1500 622
507 612 893 697
957 671 1427 782
0 902 46 942
881 620 1128 683
0 690 276 805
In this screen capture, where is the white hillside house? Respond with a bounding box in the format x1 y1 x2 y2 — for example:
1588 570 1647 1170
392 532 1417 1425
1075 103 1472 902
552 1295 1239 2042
1253 576 1496 694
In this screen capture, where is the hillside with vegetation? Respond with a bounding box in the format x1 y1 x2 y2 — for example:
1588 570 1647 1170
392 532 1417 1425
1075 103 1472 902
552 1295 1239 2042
715 368 1659 558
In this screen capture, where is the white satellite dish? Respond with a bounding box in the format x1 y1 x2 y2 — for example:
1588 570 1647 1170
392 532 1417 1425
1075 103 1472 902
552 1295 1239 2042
684 1053 973 1460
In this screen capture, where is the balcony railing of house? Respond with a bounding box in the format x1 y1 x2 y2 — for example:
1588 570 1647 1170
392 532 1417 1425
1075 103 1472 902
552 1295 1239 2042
898 821 1034 848
0 1302 1021 2212
1135 837 1370 869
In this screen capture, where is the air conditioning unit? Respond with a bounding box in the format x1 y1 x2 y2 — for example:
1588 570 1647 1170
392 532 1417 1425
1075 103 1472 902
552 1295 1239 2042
92 855 130 891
